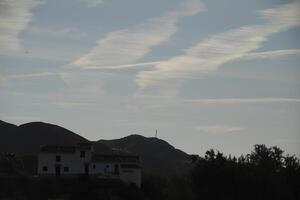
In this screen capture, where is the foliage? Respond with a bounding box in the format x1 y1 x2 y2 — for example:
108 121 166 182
0 145 299 200
190 145 300 200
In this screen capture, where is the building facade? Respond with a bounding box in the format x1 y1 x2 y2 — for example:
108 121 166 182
37 143 141 187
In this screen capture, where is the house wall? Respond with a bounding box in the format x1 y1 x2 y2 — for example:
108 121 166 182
90 162 141 188
119 167 141 188
90 163 115 175
37 149 141 188
76 149 92 163
38 149 92 175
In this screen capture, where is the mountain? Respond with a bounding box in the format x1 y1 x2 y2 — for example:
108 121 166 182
0 120 18 131
0 120 191 176
97 135 191 176
0 120 88 155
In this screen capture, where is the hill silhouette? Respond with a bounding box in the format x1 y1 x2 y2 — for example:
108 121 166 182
0 120 190 176
98 135 190 175
0 120 88 155
1 121 299 200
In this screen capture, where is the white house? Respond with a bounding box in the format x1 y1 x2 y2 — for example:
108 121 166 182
37 143 141 188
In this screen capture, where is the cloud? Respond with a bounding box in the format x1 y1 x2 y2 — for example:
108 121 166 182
54 101 93 108
241 49 300 60
0 116 39 124
84 61 163 70
81 49 300 70
79 0 104 7
67 0 204 69
195 125 242 134
0 0 41 54
0 74 6 87
59 70 104 98
82 48 300 70
27 26 88 39
8 72 57 79
185 98 300 105
136 1 300 88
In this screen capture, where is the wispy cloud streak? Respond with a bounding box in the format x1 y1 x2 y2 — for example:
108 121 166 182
0 0 41 54
27 26 88 39
241 49 300 60
83 61 163 70
196 125 242 134
136 2 300 88
67 0 204 69
79 0 105 7
185 98 300 105
8 72 57 79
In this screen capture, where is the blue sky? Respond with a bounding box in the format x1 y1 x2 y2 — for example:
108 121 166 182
1 0 300 156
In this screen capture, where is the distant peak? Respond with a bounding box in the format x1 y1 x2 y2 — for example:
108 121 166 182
124 134 162 140
124 134 147 139
0 120 16 125
20 121 55 126
19 121 68 130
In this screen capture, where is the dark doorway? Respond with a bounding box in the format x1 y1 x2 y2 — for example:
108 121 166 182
55 165 61 176
84 164 89 175
80 151 85 158
114 164 119 175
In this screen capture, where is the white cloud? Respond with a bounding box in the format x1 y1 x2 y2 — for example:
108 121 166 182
0 74 6 88
185 98 300 105
54 101 93 108
59 70 104 98
14 39 87 61
0 0 41 54
241 49 300 60
195 125 242 134
81 48 300 70
84 61 163 70
79 0 104 7
8 72 57 79
136 1 300 88
27 26 88 39
67 0 204 69
0 116 40 124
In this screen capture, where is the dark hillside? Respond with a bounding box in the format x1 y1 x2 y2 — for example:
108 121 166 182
0 121 191 176
0 121 88 155
98 134 191 176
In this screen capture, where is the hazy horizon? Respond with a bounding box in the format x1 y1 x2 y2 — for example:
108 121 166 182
1 0 300 156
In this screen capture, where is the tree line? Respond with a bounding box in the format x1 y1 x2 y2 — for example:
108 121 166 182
189 144 300 200
0 144 299 199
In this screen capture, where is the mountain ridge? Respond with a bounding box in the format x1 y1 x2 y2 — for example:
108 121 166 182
0 121 88 155
97 134 190 175
0 120 191 176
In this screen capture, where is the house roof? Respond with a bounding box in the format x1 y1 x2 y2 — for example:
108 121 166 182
39 142 92 153
91 154 140 163
40 145 76 153
77 142 93 150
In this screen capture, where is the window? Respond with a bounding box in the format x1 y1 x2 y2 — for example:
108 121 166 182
64 166 69 172
104 165 109 173
93 164 96 169
80 151 85 158
121 164 140 169
114 164 119 175
122 170 133 173
42 166 48 171
56 155 61 162
84 164 89 175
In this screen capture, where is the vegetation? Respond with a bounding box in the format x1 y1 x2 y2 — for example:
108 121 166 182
0 144 299 200
190 144 300 200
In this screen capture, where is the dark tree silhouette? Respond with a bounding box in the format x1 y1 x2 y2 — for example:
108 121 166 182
0 144 299 200
190 144 300 200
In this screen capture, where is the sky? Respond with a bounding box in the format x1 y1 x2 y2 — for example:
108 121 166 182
1 0 300 156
